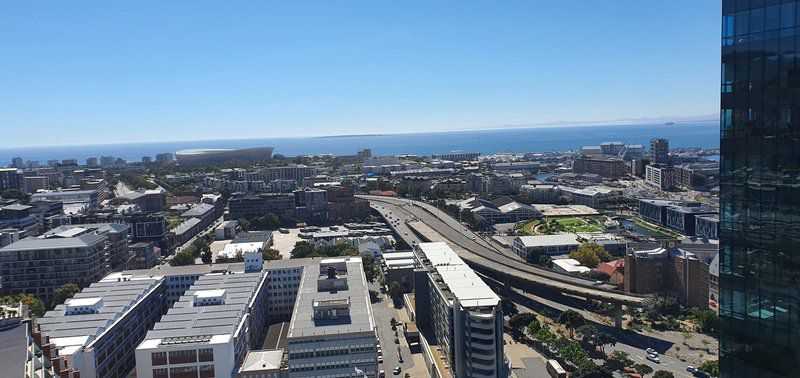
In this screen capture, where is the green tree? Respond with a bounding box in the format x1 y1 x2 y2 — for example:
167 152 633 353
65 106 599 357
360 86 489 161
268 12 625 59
500 297 518 317
0 189 30 202
509 313 536 332
633 363 653 376
593 332 616 354
569 243 603 268
171 250 196 266
17 294 45 317
291 241 317 258
558 309 586 338
573 362 613 378
690 308 719 333
261 248 282 261
557 337 589 367
388 282 402 303
609 350 634 367
535 327 557 344
653 371 675 378
53 284 80 307
200 248 212 264
699 360 719 377
361 255 378 283
526 318 541 337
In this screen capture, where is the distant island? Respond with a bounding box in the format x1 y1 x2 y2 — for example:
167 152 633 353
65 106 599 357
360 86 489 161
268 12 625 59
316 133 386 139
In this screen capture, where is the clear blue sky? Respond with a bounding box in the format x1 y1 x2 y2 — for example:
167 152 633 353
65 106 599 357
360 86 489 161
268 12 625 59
0 1 721 148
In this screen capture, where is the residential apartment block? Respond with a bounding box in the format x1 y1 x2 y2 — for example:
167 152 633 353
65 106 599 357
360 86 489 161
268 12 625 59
413 242 506 378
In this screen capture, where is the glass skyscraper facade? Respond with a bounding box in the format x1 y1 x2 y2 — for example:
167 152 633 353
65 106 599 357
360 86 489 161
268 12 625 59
720 1 800 376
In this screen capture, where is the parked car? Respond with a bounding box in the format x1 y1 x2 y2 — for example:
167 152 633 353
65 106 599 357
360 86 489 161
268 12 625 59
646 348 657 355
392 366 402 375
687 366 698 373
646 354 660 363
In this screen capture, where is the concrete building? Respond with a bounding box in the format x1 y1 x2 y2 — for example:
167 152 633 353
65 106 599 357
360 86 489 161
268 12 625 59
135 265 269 378
571 156 626 178
649 138 669 164
512 234 581 261
695 214 719 240
86 157 98 166
458 197 539 224
119 189 167 213
293 187 328 224
215 219 238 240
31 189 99 212
155 153 174 164
285 256 379 377
229 193 296 221
253 166 316 182
624 242 711 308
44 223 132 271
413 242 506 378
0 168 25 191
645 164 676 191
38 274 167 377
432 152 480 161
639 199 717 236
559 186 622 208
324 185 370 222
23 176 48 193
0 223 129 303
130 242 158 270
551 258 591 274
382 250 415 293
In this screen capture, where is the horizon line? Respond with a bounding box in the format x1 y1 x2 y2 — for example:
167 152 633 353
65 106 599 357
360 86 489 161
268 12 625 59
0 118 719 151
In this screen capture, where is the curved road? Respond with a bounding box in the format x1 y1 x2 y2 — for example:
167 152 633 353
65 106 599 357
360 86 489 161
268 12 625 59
362 195 649 307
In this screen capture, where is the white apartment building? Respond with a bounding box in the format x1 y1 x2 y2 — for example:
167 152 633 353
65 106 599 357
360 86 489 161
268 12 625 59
414 242 506 378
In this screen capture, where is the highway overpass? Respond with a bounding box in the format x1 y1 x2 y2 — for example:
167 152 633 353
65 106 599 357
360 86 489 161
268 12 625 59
362 195 650 310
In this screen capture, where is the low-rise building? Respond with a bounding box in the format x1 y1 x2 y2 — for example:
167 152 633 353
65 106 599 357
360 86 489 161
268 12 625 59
596 259 625 289
559 186 622 208
229 193 296 221
572 156 626 178
624 242 712 308
135 265 269 378
38 274 166 377
551 258 591 274
512 234 581 261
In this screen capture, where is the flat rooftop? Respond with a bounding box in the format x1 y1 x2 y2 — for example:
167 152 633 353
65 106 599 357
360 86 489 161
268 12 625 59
38 276 163 355
138 271 265 349
287 256 375 339
515 234 581 248
417 242 499 308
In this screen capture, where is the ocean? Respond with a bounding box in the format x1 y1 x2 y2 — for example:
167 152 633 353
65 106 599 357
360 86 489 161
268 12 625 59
0 122 720 165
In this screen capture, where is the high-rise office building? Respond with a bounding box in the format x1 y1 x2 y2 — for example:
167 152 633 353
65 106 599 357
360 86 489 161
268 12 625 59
720 1 800 376
649 138 669 164
11 156 23 168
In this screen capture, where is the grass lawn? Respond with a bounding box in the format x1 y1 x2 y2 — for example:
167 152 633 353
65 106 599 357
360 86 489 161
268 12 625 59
552 217 603 233
522 220 540 235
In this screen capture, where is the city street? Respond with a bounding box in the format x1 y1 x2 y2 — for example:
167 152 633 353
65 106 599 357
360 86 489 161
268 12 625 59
366 280 427 377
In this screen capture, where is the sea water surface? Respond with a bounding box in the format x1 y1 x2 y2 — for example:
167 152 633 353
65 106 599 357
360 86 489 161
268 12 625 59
0 122 720 165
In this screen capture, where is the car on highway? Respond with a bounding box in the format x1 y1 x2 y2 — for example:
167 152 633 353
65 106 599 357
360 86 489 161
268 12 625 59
646 354 660 363
392 366 401 375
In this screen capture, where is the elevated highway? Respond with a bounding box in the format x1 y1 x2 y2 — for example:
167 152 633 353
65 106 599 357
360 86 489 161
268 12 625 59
363 195 649 308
